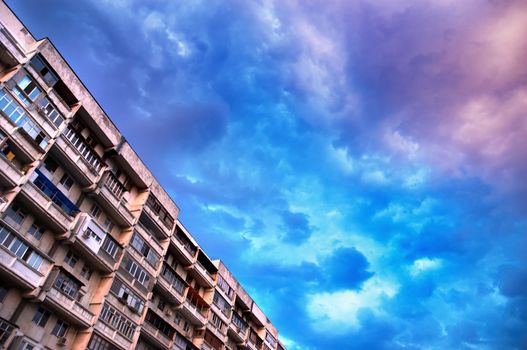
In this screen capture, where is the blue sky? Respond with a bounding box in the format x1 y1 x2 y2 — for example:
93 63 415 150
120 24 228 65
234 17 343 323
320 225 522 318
8 0 527 349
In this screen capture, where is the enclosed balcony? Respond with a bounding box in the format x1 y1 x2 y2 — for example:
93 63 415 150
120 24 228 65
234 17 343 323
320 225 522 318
156 262 188 305
247 329 264 350
19 169 78 232
0 88 49 160
52 124 104 187
207 311 228 344
70 213 122 273
189 250 217 289
229 312 248 344
141 193 174 238
171 223 198 266
92 170 135 227
97 301 137 348
0 221 52 291
42 269 95 328
180 286 209 327
141 309 176 349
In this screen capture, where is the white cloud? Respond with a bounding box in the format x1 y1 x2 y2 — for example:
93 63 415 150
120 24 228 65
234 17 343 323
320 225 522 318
306 277 399 333
409 257 443 277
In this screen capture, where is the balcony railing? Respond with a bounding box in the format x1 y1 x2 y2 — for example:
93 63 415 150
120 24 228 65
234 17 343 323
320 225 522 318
104 171 127 199
32 168 79 216
47 286 95 326
173 227 197 257
63 125 103 173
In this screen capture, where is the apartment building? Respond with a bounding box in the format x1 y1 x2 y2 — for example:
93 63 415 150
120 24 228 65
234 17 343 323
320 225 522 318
0 2 286 350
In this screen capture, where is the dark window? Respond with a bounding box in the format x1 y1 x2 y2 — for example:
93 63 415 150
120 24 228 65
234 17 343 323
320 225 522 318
51 320 69 337
30 55 58 86
32 307 50 327
44 157 58 173
27 223 45 240
59 173 74 190
88 334 119 350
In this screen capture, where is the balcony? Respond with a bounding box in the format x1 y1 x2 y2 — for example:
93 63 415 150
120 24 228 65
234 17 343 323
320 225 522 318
0 153 24 187
190 252 217 289
53 126 104 187
0 240 49 291
70 214 119 273
180 286 209 327
206 321 227 345
94 321 134 350
92 171 134 227
171 225 198 266
156 262 188 305
247 331 264 350
0 93 46 162
43 286 95 328
141 321 173 349
228 313 248 344
141 194 174 238
19 169 78 232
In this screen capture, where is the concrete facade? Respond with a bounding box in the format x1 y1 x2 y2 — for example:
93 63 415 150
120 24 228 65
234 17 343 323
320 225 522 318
0 2 286 350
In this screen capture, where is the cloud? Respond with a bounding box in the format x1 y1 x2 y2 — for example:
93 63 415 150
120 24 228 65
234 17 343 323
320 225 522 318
307 277 399 332
8 0 527 349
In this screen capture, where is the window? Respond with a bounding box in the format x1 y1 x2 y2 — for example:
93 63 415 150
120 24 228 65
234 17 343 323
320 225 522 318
59 173 74 190
27 223 45 240
217 275 235 299
160 263 186 294
265 332 277 348
4 204 25 228
130 232 159 267
51 320 69 337
63 251 78 267
44 157 58 173
99 302 136 339
213 291 231 316
146 194 174 229
101 235 120 259
88 334 119 350
0 318 15 347
0 89 49 149
0 224 43 270
32 307 50 327
210 312 226 332
123 256 150 286
54 271 81 298
102 218 114 233
14 75 41 105
90 203 102 219
145 310 175 338
30 54 59 86
85 228 102 243
174 334 188 349
109 278 145 314
37 97 63 127
80 265 93 280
